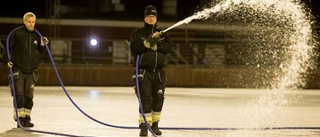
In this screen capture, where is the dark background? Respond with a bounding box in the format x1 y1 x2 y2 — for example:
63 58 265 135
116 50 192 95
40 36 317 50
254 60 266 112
0 0 318 23
0 0 209 21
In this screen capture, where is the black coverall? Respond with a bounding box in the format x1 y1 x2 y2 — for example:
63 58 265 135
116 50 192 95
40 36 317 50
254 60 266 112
130 22 172 125
3 26 46 121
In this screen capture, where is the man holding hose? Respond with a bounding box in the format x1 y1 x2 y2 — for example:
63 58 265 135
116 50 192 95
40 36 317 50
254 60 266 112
3 12 49 128
130 5 173 136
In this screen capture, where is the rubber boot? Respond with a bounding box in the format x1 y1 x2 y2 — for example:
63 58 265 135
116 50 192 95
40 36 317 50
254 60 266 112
24 116 34 127
151 121 162 135
17 117 25 128
139 123 148 136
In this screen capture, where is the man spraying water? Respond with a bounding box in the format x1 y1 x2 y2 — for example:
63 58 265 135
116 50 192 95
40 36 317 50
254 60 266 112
130 5 173 137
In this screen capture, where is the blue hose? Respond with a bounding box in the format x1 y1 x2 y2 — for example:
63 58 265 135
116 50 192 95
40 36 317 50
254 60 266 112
6 26 22 130
34 29 142 131
134 55 157 137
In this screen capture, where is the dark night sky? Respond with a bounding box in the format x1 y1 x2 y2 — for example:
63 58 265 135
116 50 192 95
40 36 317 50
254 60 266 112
0 0 319 23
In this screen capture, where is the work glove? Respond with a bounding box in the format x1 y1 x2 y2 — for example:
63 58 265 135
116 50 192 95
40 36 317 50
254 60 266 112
7 62 13 68
143 41 157 51
150 44 157 51
143 40 151 48
146 32 161 45
40 37 49 46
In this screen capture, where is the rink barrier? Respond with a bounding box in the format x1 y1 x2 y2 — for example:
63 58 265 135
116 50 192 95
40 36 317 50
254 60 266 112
2 66 320 88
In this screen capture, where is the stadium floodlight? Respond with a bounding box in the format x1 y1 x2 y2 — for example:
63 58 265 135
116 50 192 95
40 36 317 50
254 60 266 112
90 38 98 46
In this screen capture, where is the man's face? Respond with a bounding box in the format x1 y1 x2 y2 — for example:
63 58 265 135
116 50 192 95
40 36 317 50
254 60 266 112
144 15 157 25
24 16 36 32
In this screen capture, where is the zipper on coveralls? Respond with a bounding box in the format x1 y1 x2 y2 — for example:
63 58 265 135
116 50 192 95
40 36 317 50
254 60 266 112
152 24 158 72
27 33 31 71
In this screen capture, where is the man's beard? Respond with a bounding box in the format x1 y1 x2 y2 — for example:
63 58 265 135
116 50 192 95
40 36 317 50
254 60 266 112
27 27 34 32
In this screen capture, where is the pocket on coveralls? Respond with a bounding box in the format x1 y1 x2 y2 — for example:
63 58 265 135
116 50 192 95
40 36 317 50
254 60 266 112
158 70 166 84
33 70 39 82
132 69 145 82
8 70 20 81
8 70 19 96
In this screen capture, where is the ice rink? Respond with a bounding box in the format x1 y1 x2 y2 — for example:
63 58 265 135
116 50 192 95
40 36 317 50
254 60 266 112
1 86 320 137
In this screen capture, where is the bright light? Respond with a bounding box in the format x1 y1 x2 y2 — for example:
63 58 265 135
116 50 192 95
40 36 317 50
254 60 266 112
90 38 98 46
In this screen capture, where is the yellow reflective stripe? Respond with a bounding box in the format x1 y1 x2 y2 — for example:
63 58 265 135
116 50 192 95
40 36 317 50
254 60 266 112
152 111 161 122
132 74 144 79
13 108 26 119
25 109 31 116
139 113 152 125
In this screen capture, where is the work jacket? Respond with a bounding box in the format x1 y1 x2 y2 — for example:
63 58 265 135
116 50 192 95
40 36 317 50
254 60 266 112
130 22 172 71
3 26 46 74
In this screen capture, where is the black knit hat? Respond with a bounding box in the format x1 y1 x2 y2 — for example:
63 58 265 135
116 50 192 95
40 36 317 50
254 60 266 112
144 5 157 17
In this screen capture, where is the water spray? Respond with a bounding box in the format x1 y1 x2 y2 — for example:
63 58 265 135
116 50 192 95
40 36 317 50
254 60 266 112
160 0 318 136
163 0 315 89
162 0 236 33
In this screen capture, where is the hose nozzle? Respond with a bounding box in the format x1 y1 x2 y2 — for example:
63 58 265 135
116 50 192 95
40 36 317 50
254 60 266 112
152 31 163 38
